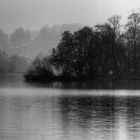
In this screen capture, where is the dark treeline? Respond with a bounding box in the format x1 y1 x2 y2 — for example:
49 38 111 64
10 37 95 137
25 11 140 81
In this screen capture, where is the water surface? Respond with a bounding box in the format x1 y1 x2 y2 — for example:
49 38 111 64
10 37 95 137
0 75 139 140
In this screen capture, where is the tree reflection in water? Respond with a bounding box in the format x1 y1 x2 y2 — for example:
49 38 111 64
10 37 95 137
58 95 140 140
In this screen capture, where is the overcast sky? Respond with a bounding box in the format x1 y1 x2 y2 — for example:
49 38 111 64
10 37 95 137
0 0 139 33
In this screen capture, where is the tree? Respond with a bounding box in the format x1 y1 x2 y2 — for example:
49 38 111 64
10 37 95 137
24 56 54 81
50 31 74 77
50 27 97 79
108 15 121 77
10 27 31 46
72 27 94 78
0 29 9 49
108 15 121 39
125 11 140 78
95 23 116 77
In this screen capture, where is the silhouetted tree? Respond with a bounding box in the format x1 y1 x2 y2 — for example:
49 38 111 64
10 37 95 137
72 27 94 78
108 15 121 76
125 11 140 78
24 56 54 81
95 23 116 77
50 31 74 77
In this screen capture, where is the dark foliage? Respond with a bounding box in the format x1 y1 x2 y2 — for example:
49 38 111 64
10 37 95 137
24 56 55 81
25 12 140 82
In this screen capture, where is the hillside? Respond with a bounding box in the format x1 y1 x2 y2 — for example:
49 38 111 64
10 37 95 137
1 24 83 59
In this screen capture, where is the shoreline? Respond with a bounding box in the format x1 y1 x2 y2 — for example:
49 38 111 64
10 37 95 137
23 76 140 90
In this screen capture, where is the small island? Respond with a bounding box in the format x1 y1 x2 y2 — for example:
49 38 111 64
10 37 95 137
24 13 140 82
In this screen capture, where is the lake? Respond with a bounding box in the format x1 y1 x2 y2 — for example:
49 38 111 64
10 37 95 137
0 75 140 140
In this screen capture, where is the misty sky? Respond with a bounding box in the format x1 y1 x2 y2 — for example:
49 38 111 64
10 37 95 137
0 0 139 33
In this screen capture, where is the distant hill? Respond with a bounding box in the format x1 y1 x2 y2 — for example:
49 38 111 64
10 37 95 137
2 24 83 59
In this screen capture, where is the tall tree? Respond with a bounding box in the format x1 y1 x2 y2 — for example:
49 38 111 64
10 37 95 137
72 27 94 77
95 23 117 77
125 11 140 78
108 15 121 77
50 31 74 77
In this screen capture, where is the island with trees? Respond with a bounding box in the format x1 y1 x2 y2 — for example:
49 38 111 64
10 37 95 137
24 11 140 82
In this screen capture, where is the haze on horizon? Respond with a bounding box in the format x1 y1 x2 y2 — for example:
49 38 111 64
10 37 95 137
0 0 139 33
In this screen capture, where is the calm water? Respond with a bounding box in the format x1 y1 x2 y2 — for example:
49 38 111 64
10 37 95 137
0 75 140 140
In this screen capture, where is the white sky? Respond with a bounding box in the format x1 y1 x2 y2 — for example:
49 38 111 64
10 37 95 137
0 0 139 33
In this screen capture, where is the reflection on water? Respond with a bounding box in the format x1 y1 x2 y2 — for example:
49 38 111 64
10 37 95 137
1 75 140 90
0 92 140 140
59 96 116 140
